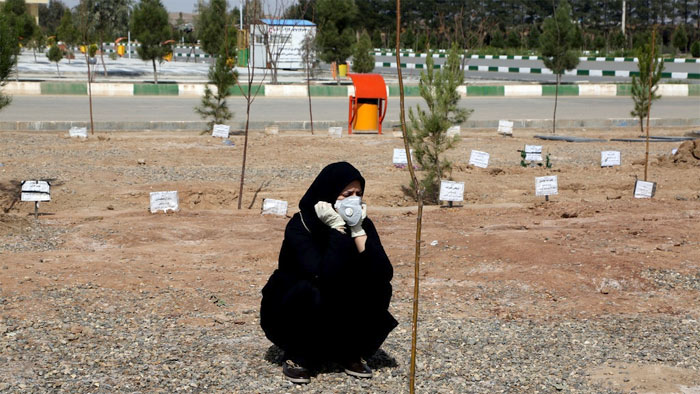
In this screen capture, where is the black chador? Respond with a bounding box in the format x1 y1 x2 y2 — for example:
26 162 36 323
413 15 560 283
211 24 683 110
260 162 397 366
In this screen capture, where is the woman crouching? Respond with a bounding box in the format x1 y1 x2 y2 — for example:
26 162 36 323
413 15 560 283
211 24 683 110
260 161 397 384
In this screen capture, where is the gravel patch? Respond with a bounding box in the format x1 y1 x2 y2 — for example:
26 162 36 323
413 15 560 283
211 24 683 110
1 284 699 393
642 268 700 291
0 221 70 253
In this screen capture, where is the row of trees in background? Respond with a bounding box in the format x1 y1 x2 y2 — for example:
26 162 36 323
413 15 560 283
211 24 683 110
1 0 178 83
0 11 18 111
21 0 700 80
288 0 700 60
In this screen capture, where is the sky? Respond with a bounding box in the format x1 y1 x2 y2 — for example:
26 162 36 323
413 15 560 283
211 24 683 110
60 0 292 14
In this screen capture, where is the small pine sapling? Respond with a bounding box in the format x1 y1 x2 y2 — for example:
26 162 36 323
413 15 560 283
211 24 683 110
631 39 663 135
195 48 238 133
540 0 580 134
406 44 471 204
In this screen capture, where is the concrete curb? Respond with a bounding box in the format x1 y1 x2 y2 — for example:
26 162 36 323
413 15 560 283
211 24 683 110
2 118 698 132
4 81 700 98
374 61 700 80
373 51 700 64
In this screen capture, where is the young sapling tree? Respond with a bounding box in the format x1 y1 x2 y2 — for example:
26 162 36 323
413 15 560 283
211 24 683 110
631 34 663 137
195 45 239 133
130 0 172 84
47 44 64 77
540 0 579 134
407 44 471 204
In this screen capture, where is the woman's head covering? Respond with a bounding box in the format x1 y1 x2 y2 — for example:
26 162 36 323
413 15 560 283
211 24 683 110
298 162 365 233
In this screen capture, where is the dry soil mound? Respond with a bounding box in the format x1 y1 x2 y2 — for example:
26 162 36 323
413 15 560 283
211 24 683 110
660 139 700 167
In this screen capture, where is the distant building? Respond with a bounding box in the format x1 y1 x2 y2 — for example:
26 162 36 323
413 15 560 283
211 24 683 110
169 12 195 27
250 19 316 70
0 0 49 25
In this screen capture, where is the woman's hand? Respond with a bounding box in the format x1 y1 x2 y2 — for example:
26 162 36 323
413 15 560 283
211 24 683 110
314 201 346 233
349 204 367 238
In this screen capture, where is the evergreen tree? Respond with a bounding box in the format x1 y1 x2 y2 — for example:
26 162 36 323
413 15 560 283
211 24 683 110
631 39 664 135
91 0 131 77
0 13 18 111
407 44 472 204
593 34 606 52
130 0 172 84
57 10 77 63
672 24 688 53
506 30 521 48
691 41 700 57
571 24 584 49
351 31 375 73
197 0 237 57
490 29 504 48
316 0 357 65
416 32 428 52
28 26 46 62
371 29 382 49
610 30 626 50
3 0 37 49
57 10 76 45
195 47 238 132
402 26 415 50
527 24 541 49
46 44 64 77
38 0 66 35
540 0 579 134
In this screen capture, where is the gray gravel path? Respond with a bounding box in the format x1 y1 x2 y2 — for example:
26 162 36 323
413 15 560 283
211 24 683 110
1 282 699 393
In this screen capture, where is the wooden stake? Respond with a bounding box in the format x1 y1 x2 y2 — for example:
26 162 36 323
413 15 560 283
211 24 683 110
34 201 39 220
396 1 425 393
644 28 656 182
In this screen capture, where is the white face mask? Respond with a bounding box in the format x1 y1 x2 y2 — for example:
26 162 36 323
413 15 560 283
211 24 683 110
334 196 363 227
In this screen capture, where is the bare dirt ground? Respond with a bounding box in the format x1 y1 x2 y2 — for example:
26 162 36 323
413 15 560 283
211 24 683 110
1 127 699 393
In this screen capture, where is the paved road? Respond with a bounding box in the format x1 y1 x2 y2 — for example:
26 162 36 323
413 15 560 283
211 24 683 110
1 96 698 123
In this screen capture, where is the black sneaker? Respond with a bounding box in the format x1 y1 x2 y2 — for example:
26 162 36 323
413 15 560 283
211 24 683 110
343 358 372 378
282 360 310 384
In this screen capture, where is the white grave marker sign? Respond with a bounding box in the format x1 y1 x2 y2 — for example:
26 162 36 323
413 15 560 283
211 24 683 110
262 198 288 216
69 126 88 138
212 124 231 138
525 145 543 162
439 180 465 202
21 180 51 202
634 180 656 199
392 148 413 166
446 125 461 138
149 191 179 213
535 176 558 196
498 120 513 135
469 150 490 168
328 127 342 137
601 151 621 167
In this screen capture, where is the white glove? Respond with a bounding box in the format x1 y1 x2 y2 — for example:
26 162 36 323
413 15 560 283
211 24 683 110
314 201 346 232
350 204 367 238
